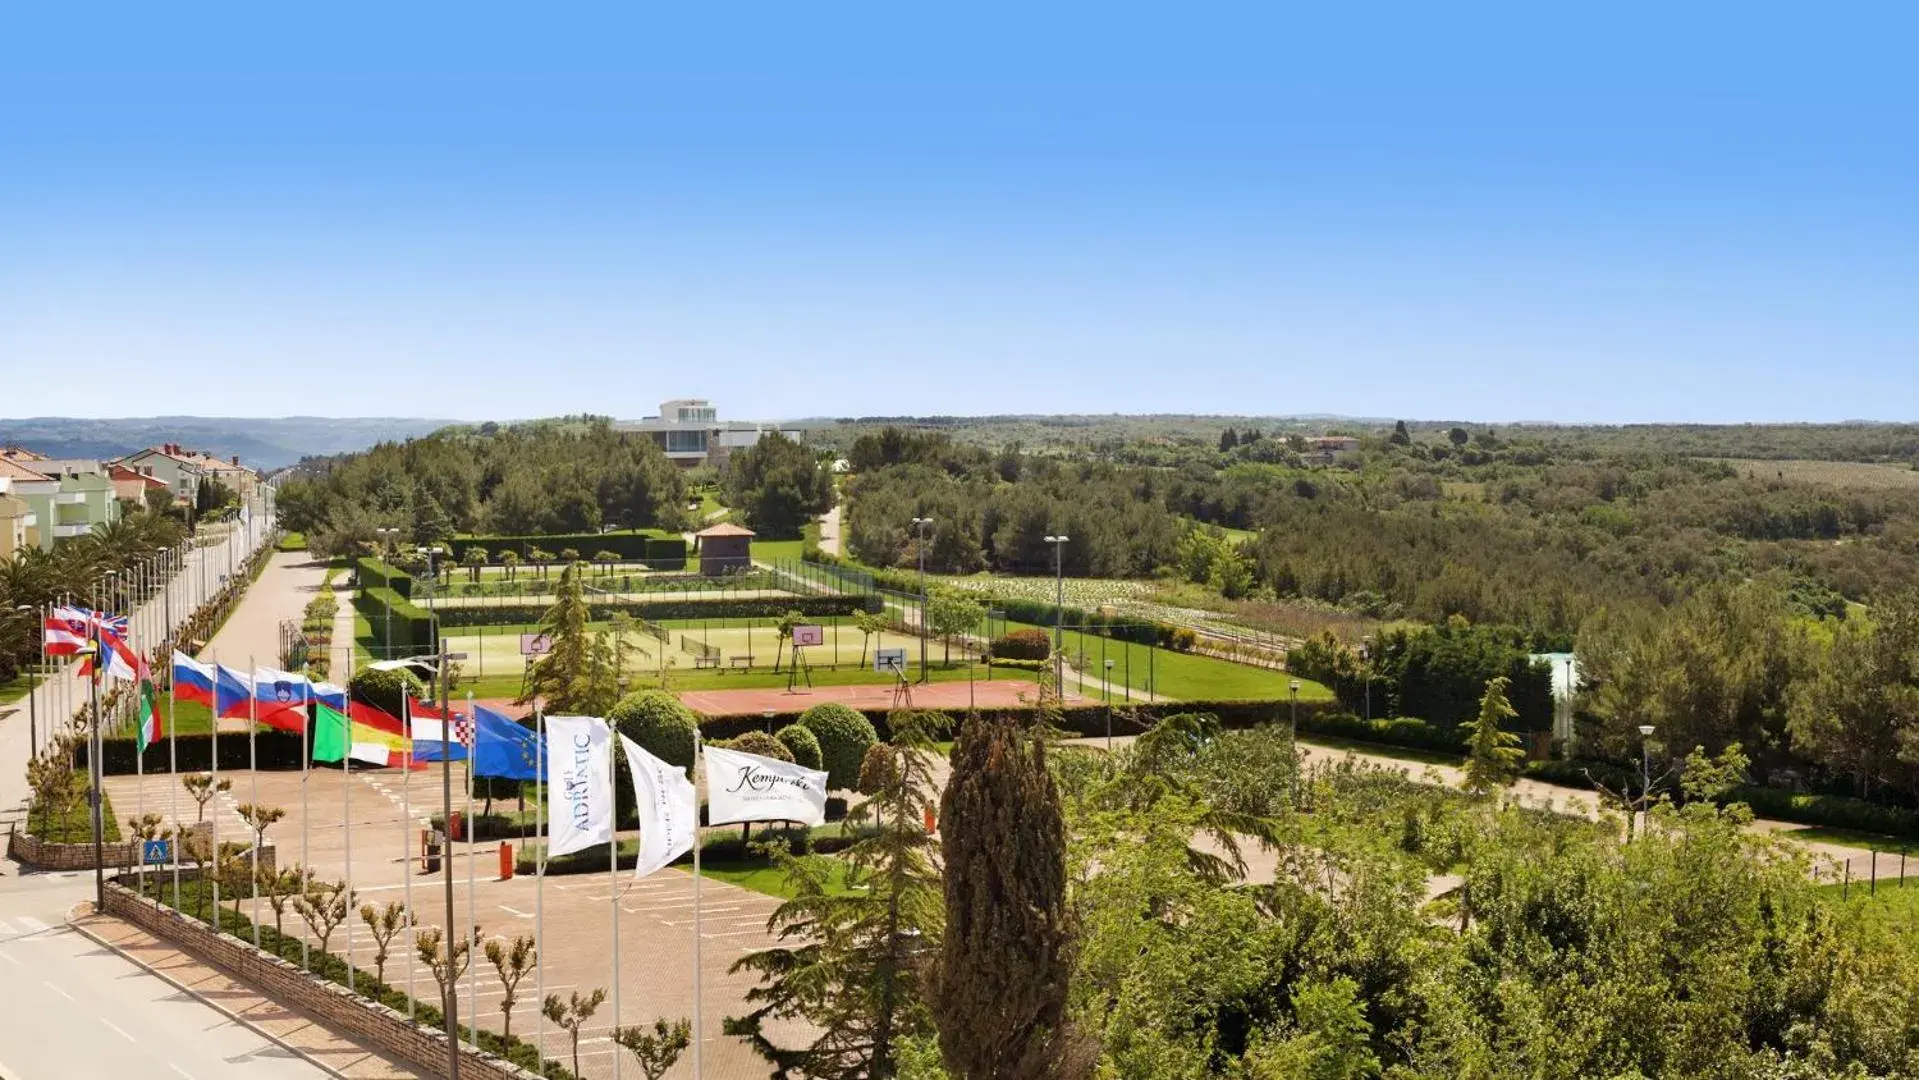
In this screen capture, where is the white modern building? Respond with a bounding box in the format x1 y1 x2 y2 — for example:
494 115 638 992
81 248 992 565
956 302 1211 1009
618 399 805 468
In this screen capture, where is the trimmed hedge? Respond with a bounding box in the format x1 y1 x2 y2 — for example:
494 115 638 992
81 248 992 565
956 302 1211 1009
774 725 824 771
1297 712 1465 755
449 531 687 569
355 587 437 656
524 823 866 876
81 731 311 775
989 629 1051 660
433 594 879 628
798 703 879 790
356 556 414 599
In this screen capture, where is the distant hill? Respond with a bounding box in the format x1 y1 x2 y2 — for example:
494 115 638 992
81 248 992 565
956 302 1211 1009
0 416 453 471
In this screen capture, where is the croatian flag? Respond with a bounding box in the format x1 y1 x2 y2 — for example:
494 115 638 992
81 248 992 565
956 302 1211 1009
172 652 215 707
408 697 470 762
251 666 311 732
214 665 253 719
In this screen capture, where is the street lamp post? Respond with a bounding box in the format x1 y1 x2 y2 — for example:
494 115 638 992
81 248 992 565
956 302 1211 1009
1044 534 1068 698
13 606 36 753
1289 678 1302 802
1103 658 1115 750
1638 724 1655 839
401 649 470 1079
911 517 933 683
1359 638 1372 721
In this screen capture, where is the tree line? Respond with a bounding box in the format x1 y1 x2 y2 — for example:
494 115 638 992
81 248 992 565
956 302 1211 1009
273 417 690 556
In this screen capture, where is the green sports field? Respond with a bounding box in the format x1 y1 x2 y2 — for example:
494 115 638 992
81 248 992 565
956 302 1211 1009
441 616 914 682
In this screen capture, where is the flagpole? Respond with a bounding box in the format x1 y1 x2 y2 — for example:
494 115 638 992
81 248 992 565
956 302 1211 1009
169 649 180 909
465 691 477 1054
343 650 354 996
702 725 710 1080
300 677 311 972
534 701 545 1067
136 659 146 900
402 693 416 1023
249 654 260 950
210 650 221 926
610 719 622 1080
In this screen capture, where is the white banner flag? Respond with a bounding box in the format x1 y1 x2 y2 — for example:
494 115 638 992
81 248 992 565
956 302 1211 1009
704 744 829 827
619 735 697 879
546 716 614 857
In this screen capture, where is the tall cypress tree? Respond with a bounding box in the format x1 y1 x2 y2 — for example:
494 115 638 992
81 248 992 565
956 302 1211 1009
935 712 1073 1079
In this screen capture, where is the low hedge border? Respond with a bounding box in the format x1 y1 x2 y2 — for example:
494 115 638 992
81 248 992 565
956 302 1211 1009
433 594 879 629
521 823 873 876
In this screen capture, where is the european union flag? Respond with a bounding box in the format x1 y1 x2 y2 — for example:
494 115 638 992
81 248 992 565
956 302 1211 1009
471 705 542 781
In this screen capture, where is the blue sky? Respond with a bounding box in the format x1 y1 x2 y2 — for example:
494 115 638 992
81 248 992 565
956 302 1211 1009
2 3 1914 423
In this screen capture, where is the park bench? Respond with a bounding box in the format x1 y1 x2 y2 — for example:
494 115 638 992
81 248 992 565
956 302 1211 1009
729 656 754 671
693 655 721 670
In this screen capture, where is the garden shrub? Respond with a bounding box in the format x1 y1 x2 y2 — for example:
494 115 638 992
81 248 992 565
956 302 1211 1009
990 629 1052 660
774 724 824 771
713 730 794 763
609 689 701 774
797 703 879 790
348 665 428 719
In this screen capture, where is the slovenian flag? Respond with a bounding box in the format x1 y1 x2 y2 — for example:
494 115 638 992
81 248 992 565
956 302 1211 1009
172 652 215 707
251 666 311 732
214 665 253 719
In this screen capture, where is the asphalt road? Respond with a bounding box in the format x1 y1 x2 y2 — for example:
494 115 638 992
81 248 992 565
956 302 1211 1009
0 870 328 1080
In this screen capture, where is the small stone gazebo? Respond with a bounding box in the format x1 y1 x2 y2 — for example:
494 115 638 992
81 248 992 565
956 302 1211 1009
695 522 755 576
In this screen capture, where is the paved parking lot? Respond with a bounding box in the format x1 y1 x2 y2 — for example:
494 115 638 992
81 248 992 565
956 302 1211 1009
107 762 812 1079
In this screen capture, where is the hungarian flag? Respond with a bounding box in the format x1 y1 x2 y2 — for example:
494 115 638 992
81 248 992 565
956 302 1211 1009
136 659 160 752
312 702 407 766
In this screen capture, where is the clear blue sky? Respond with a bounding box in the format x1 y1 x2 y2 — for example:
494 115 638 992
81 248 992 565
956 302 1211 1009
2 3 1914 423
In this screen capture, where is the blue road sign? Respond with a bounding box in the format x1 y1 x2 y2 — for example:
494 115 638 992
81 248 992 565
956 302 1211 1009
142 839 171 865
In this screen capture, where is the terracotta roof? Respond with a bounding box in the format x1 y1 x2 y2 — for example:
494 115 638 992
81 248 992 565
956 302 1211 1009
0 457 53 482
695 522 757 537
108 465 168 488
0 447 48 462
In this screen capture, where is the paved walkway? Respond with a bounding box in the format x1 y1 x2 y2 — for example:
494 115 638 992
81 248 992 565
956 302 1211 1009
73 909 425 1078
199 552 332 730
677 677 1072 717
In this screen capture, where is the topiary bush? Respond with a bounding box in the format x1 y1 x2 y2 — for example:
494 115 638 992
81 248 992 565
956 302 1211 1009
774 725 824 772
797 702 879 791
348 665 427 718
714 730 795 763
609 689 701 775
990 629 1052 660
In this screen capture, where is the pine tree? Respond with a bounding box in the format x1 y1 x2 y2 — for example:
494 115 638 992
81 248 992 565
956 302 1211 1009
728 710 946 1079
518 564 598 712
935 711 1074 1080
1462 675 1525 795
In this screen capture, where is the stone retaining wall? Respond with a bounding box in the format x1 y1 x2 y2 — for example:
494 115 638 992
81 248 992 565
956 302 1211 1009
101 879 539 1080
9 827 276 874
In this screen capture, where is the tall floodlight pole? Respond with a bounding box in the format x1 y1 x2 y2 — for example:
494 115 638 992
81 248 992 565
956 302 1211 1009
438 648 468 1079
1044 534 1068 698
911 516 932 683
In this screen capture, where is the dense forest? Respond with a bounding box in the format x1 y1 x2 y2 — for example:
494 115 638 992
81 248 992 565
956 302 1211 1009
841 424 1919 638
273 417 689 555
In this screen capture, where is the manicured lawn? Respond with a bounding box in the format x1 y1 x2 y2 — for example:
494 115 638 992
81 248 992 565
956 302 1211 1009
1007 620 1334 703
1780 825 1918 855
688 854 858 900
456 659 1029 701
29 788 120 842
0 672 41 706
750 522 820 565
1298 732 1463 768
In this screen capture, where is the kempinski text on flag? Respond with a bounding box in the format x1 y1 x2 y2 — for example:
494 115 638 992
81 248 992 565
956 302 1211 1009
704 744 829 827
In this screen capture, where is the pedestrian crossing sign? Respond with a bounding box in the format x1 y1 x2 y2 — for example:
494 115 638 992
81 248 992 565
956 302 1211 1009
142 839 171 865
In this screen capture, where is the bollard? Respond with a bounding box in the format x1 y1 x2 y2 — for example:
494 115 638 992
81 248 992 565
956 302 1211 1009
450 810 465 843
499 841 514 880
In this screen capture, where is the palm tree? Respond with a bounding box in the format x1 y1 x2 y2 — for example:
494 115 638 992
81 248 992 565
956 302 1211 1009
500 550 520 581
528 547 555 580
462 546 489 584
